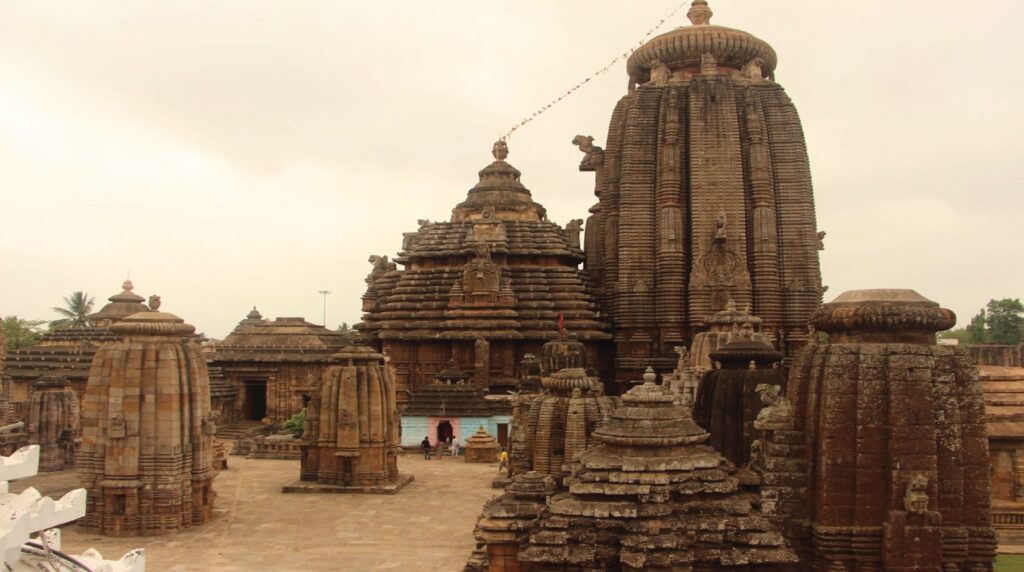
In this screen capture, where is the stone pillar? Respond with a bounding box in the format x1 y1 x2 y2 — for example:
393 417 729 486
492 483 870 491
79 303 217 537
26 374 79 472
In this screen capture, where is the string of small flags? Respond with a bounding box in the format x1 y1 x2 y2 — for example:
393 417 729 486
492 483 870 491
501 0 690 141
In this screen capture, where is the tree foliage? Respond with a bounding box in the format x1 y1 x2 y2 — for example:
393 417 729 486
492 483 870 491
986 298 1024 344
50 291 95 330
2 316 46 349
939 298 1023 345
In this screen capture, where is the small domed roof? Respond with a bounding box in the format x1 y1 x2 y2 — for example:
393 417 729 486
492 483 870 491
593 367 708 448
626 0 777 84
812 289 956 342
89 280 150 323
111 301 196 337
709 337 783 368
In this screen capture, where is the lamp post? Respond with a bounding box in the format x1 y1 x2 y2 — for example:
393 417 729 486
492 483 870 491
318 290 332 327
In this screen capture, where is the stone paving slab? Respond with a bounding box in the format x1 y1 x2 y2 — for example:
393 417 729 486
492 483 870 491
11 451 502 571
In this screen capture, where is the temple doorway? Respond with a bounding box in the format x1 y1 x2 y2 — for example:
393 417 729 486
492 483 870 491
497 423 508 447
243 379 267 421
437 420 454 444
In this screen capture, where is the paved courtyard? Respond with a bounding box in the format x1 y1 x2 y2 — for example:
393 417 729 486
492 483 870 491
12 449 502 571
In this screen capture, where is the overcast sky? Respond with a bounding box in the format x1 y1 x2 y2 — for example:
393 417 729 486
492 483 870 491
1 0 1021 339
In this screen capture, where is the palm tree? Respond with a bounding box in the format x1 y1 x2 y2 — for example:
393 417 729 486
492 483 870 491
50 291 95 329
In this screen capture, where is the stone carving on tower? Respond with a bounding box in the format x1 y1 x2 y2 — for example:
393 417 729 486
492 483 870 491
580 0 823 383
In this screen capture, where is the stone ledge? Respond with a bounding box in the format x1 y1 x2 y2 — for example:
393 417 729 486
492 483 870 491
281 473 414 495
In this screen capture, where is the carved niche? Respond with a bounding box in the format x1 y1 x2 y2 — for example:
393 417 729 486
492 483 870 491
457 243 502 306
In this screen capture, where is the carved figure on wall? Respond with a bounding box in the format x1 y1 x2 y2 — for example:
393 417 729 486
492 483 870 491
817 230 827 250
148 295 161 311
481 205 496 221
572 135 605 172
753 384 792 431
904 474 930 514
649 58 671 83
565 219 584 249
714 211 728 241
741 57 765 79
367 255 392 285
674 345 690 372
701 52 718 75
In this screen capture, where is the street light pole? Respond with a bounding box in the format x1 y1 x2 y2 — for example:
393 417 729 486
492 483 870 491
318 290 332 327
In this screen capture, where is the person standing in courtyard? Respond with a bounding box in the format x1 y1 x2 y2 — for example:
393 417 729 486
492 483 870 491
498 448 508 472
421 436 431 460
451 434 460 457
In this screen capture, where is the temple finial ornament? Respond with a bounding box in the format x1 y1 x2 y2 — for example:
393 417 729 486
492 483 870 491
687 0 713 26
492 140 509 162
148 295 161 311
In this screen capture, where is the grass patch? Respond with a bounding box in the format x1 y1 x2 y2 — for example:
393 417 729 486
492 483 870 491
998 554 1024 572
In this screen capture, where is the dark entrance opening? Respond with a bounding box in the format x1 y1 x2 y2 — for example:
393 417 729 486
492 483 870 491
497 423 509 447
243 380 267 421
437 420 454 445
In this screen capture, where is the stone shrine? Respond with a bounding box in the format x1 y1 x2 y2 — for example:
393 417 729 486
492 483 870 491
466 471 558 572
971 346 1024 542
78 300 217 536
464 425 500 463
286 345 411 493
4 280 148 422
579 0 822 383
357 141 611 404
759 289 996 570
205 309 348 423
693 334 785 467
26 373 80 472
515 368 797 570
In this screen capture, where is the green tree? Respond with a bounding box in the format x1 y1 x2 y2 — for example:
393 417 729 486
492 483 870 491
335 322 351 334
2 316 46 349
50 290 95 329
965 308 988 344
986 298 1024 345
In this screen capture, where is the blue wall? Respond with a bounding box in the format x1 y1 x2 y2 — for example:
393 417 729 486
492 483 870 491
400 415 511 447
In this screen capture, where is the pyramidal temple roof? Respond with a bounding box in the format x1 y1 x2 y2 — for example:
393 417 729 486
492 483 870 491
359 142 607 342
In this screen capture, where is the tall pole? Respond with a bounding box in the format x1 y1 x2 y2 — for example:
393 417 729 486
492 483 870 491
318 290 332 327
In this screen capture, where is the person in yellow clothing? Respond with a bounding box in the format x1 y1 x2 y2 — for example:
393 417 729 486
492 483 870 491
497 449 509 472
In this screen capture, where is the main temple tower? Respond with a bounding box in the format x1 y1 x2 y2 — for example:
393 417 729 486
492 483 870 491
580 0 823 382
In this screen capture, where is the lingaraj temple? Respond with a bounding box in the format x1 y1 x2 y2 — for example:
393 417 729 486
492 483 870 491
0 1 1017 570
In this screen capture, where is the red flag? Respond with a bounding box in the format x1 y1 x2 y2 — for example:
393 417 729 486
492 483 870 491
559 313 565 331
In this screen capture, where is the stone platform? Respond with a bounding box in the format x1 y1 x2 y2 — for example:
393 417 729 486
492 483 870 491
10 445 502 571
281 473 414 494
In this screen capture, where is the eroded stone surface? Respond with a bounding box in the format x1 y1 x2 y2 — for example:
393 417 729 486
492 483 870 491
760 289 997 570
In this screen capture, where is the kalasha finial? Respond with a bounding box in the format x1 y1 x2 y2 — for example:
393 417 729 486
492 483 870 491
492 139 509 162
122 279 134 292
642 366 657 385
688 0 713 26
